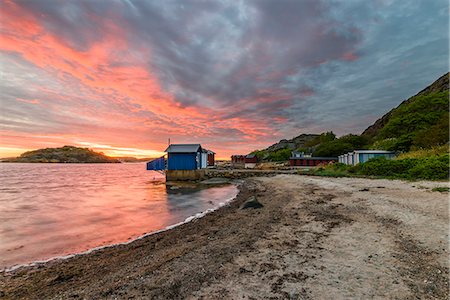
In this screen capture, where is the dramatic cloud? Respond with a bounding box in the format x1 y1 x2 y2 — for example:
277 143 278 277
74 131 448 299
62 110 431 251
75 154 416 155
0 0 448 158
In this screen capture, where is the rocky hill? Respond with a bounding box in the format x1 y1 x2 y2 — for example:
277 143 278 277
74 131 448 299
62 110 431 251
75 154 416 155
4 146 120 163
264 134 320 152
362 72 449 149
249 133 320 161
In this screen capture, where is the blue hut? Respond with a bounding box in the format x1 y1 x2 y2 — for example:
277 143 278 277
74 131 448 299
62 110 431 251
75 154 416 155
165 144 203 170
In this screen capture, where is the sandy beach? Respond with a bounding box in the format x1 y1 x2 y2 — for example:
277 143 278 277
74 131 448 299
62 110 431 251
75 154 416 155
1 174 448 299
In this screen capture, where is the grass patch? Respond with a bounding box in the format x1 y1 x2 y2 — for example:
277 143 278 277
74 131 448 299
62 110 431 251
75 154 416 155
397 145 449 159
431 187 449 192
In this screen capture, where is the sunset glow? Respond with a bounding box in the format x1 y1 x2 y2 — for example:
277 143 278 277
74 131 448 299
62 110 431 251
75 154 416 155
1 0 447 159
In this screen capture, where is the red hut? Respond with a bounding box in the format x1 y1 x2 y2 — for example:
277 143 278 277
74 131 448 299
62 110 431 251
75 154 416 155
207 150 215 166
244 154 258 169
231 155 246 167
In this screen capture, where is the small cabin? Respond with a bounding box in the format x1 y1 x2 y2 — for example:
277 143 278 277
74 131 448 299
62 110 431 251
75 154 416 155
207 150 215 166
165 144 203 170
244 154 258 169
231 155 246 167
291 151 304 158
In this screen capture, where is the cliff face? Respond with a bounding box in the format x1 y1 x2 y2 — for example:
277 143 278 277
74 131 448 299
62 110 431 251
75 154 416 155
362 73 449 139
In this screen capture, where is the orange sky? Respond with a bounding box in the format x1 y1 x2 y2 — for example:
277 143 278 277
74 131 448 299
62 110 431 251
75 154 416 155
0 1 278 159
1 1 447 160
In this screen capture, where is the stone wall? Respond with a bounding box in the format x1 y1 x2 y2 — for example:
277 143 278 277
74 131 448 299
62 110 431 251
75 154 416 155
166 170 206 181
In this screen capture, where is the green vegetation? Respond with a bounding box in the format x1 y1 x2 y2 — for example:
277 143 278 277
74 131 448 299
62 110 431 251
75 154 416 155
266 148 291 161
251 148 291 162
313 134 368 157
396 145 448 159
307 154 449 180
304 131 336 148
4 146 120 163
432 187 449 192
371 91 449 151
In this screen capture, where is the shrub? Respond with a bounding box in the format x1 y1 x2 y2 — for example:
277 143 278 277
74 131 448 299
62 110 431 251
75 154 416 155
413 112 450 148
357 155 449 180
313 134 369 157
370 138 399 151
357 157 416 177
267 148 292 161
432 187 449 192
397 145 449 159
304 153 449 180
406 155 449 180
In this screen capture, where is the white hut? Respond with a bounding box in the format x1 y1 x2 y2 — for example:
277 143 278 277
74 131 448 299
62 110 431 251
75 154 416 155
201 148 208 169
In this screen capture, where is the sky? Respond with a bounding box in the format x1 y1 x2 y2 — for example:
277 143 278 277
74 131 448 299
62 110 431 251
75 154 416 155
0 0 448 159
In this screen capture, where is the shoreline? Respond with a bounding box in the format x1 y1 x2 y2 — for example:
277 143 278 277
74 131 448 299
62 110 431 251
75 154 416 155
1 175 448 299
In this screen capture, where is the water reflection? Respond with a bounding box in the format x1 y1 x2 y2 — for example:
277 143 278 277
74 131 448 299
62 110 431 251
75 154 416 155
0 163 238 269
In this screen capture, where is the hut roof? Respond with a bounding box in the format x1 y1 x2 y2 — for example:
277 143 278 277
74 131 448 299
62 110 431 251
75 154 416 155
165 144 202 153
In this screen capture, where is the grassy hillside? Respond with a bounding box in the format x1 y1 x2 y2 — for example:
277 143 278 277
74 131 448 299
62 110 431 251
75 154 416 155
4 146 120 163
363 73 449 151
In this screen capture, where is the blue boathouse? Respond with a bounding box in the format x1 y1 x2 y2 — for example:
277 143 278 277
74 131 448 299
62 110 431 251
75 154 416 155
165 144 203 170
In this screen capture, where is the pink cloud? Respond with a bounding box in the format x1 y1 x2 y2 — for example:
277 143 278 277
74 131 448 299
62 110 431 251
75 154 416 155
16 98 40 105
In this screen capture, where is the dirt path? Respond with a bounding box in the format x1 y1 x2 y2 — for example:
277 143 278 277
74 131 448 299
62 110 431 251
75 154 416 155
1 175 448 299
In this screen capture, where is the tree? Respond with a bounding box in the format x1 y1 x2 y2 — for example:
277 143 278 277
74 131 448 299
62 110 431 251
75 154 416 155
313 134 369 157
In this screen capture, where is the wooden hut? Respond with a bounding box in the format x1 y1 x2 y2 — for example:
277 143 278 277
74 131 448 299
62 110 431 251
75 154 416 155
244 154 258 168
231 155 246 167
207 150 215 166
165 144 203 170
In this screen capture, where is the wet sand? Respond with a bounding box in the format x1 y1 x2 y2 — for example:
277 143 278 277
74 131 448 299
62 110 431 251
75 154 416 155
1 175 448 299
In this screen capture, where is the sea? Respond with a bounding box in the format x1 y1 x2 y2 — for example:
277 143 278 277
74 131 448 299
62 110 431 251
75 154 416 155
0 163 238 270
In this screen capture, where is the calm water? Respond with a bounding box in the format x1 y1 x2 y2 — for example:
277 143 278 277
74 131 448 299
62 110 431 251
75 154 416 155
0 163 238 269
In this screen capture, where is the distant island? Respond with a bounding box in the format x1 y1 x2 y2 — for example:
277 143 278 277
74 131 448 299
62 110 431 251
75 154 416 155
2 146 121 163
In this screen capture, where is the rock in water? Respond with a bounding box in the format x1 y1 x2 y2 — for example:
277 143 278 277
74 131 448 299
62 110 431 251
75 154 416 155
240 196 264 209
